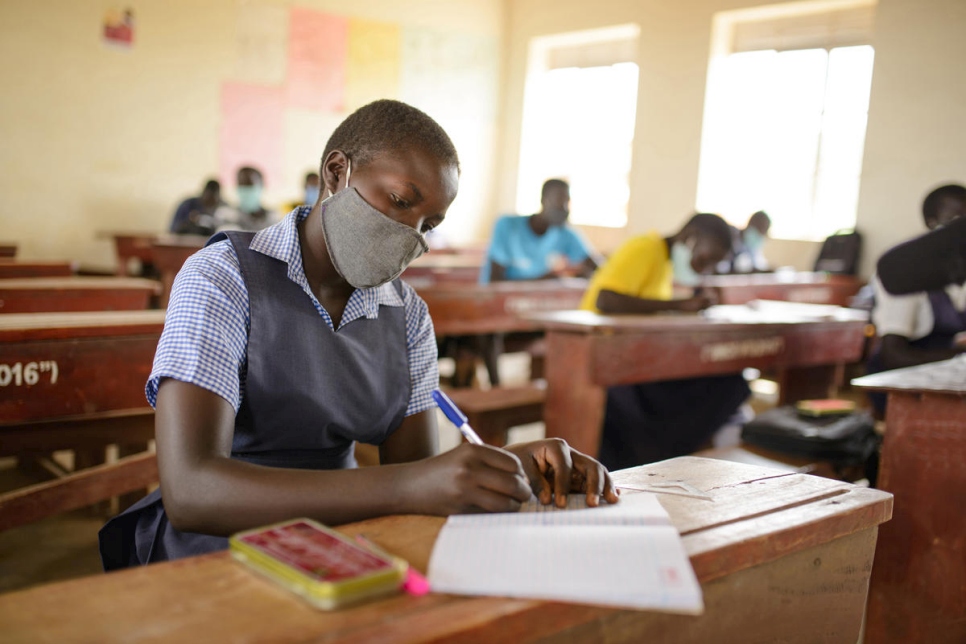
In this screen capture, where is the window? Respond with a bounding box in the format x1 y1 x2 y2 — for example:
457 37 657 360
696 3 876 240
516 26 640 228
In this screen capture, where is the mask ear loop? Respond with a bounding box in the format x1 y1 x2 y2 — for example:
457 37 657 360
324 157 352 199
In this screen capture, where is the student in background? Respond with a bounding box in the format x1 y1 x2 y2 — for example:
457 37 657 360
169 179 224 235
868 184 966 412
480 179 599 284
99 99 617 570
281 171 322 213
717 210 771 274
221 166 277 232
581 213 750 470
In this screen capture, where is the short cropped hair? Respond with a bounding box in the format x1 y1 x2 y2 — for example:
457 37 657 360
541 178 569 200
203 179 220 192
322 100 460 173
685 213 733 250
748 210 771 230
237 166 264 184
922 184 966 225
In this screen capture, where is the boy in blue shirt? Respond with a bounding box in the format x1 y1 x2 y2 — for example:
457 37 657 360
480 179 599 283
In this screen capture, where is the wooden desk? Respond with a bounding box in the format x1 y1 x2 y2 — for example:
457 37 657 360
0 260 75 279
0 310 165 528
0 310 164 436
0 277 160 313
701 272 863 306
150 235 206 307
402 255 482 287
852 359 966 643
526 310 869 456
0 457 892 643
0 242 17 258
102 232 159 276
415 280 587 336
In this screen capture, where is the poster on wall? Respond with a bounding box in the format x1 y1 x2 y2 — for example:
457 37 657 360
103 8 135 49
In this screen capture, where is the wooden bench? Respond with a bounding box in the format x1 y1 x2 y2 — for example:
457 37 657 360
0 310 165 528
701 272 864 307
0 243 17 258
0 277 160 313
101 231 159 276
0 260 75 279
444 384 546 446
0 451 158 532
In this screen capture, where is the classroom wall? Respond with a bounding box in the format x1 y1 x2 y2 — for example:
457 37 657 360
0 0 504 268
854 0 966 275
499 0 966 275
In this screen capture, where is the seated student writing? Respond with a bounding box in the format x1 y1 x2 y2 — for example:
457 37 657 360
169 179 225 236
717 210 771 274
580 213 751 471
480 179 600 284
99 100 617 570
868 183 966 412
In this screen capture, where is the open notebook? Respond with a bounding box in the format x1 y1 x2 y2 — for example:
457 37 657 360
427 491 703 613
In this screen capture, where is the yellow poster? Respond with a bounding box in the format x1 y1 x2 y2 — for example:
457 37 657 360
346 20 401 112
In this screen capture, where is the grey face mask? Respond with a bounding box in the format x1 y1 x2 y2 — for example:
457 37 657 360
320 164 429 289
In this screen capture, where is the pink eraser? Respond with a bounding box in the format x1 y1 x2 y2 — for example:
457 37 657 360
403 567 431 596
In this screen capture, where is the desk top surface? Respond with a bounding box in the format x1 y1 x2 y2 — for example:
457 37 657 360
700 271 861 288
0 457 891 643
0 277 162 291
851 357 966 395
0 309 166 341
523 307 868 334
414 278 588 296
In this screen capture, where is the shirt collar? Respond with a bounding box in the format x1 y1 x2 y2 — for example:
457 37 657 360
248 207 404 321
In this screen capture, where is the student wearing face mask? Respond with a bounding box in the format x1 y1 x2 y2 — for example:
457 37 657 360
580 213 751 470
219 166 278 232
281 171 323 214
716 211 771 275
99 100 617 570
479 179 600 284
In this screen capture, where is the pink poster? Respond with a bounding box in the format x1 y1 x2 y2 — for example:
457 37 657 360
286 9 347 111
219 83 285 191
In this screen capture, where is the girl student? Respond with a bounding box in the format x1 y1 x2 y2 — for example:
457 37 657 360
100 100 617 569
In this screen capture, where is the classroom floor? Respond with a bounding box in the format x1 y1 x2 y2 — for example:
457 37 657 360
0 354 869 595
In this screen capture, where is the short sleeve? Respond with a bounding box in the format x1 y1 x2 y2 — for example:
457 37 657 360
871 276 928 340
485 217 514 268
562 226 594 263
400 281 440 416
146 243 251 410
590 237 657 297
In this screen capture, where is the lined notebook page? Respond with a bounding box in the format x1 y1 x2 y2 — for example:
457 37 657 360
428 492 703 614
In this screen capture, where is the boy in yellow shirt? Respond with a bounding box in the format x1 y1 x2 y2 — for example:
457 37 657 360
582 213 751 470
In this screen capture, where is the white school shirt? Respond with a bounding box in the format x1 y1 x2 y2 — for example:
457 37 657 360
871 275 966 340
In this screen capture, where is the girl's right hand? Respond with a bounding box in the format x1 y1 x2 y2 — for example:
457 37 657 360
405 443 533 515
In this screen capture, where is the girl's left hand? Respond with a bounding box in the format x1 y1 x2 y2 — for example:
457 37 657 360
504 438 620 508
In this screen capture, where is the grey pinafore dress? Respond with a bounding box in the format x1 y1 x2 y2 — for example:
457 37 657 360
99 232 411 570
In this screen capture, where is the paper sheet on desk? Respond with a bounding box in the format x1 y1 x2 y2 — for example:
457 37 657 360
703 300 868 323
427 492 703 614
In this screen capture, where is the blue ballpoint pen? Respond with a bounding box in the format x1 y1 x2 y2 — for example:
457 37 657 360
431 389 484 445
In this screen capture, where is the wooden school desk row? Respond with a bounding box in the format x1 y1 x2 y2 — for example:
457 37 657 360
0 457 892 643
0 277 160 313
0 310 165 530
853 359 966 644
0 259 75 279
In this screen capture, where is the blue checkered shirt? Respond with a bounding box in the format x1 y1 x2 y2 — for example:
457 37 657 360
147 206 439 418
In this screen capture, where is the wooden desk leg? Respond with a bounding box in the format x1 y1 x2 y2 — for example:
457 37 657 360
543 332 605 457
777 364 841 404
866 392 966 644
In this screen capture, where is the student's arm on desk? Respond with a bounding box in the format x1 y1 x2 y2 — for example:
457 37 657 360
154 380 532 536
877 334 966 371
596 289 713 314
